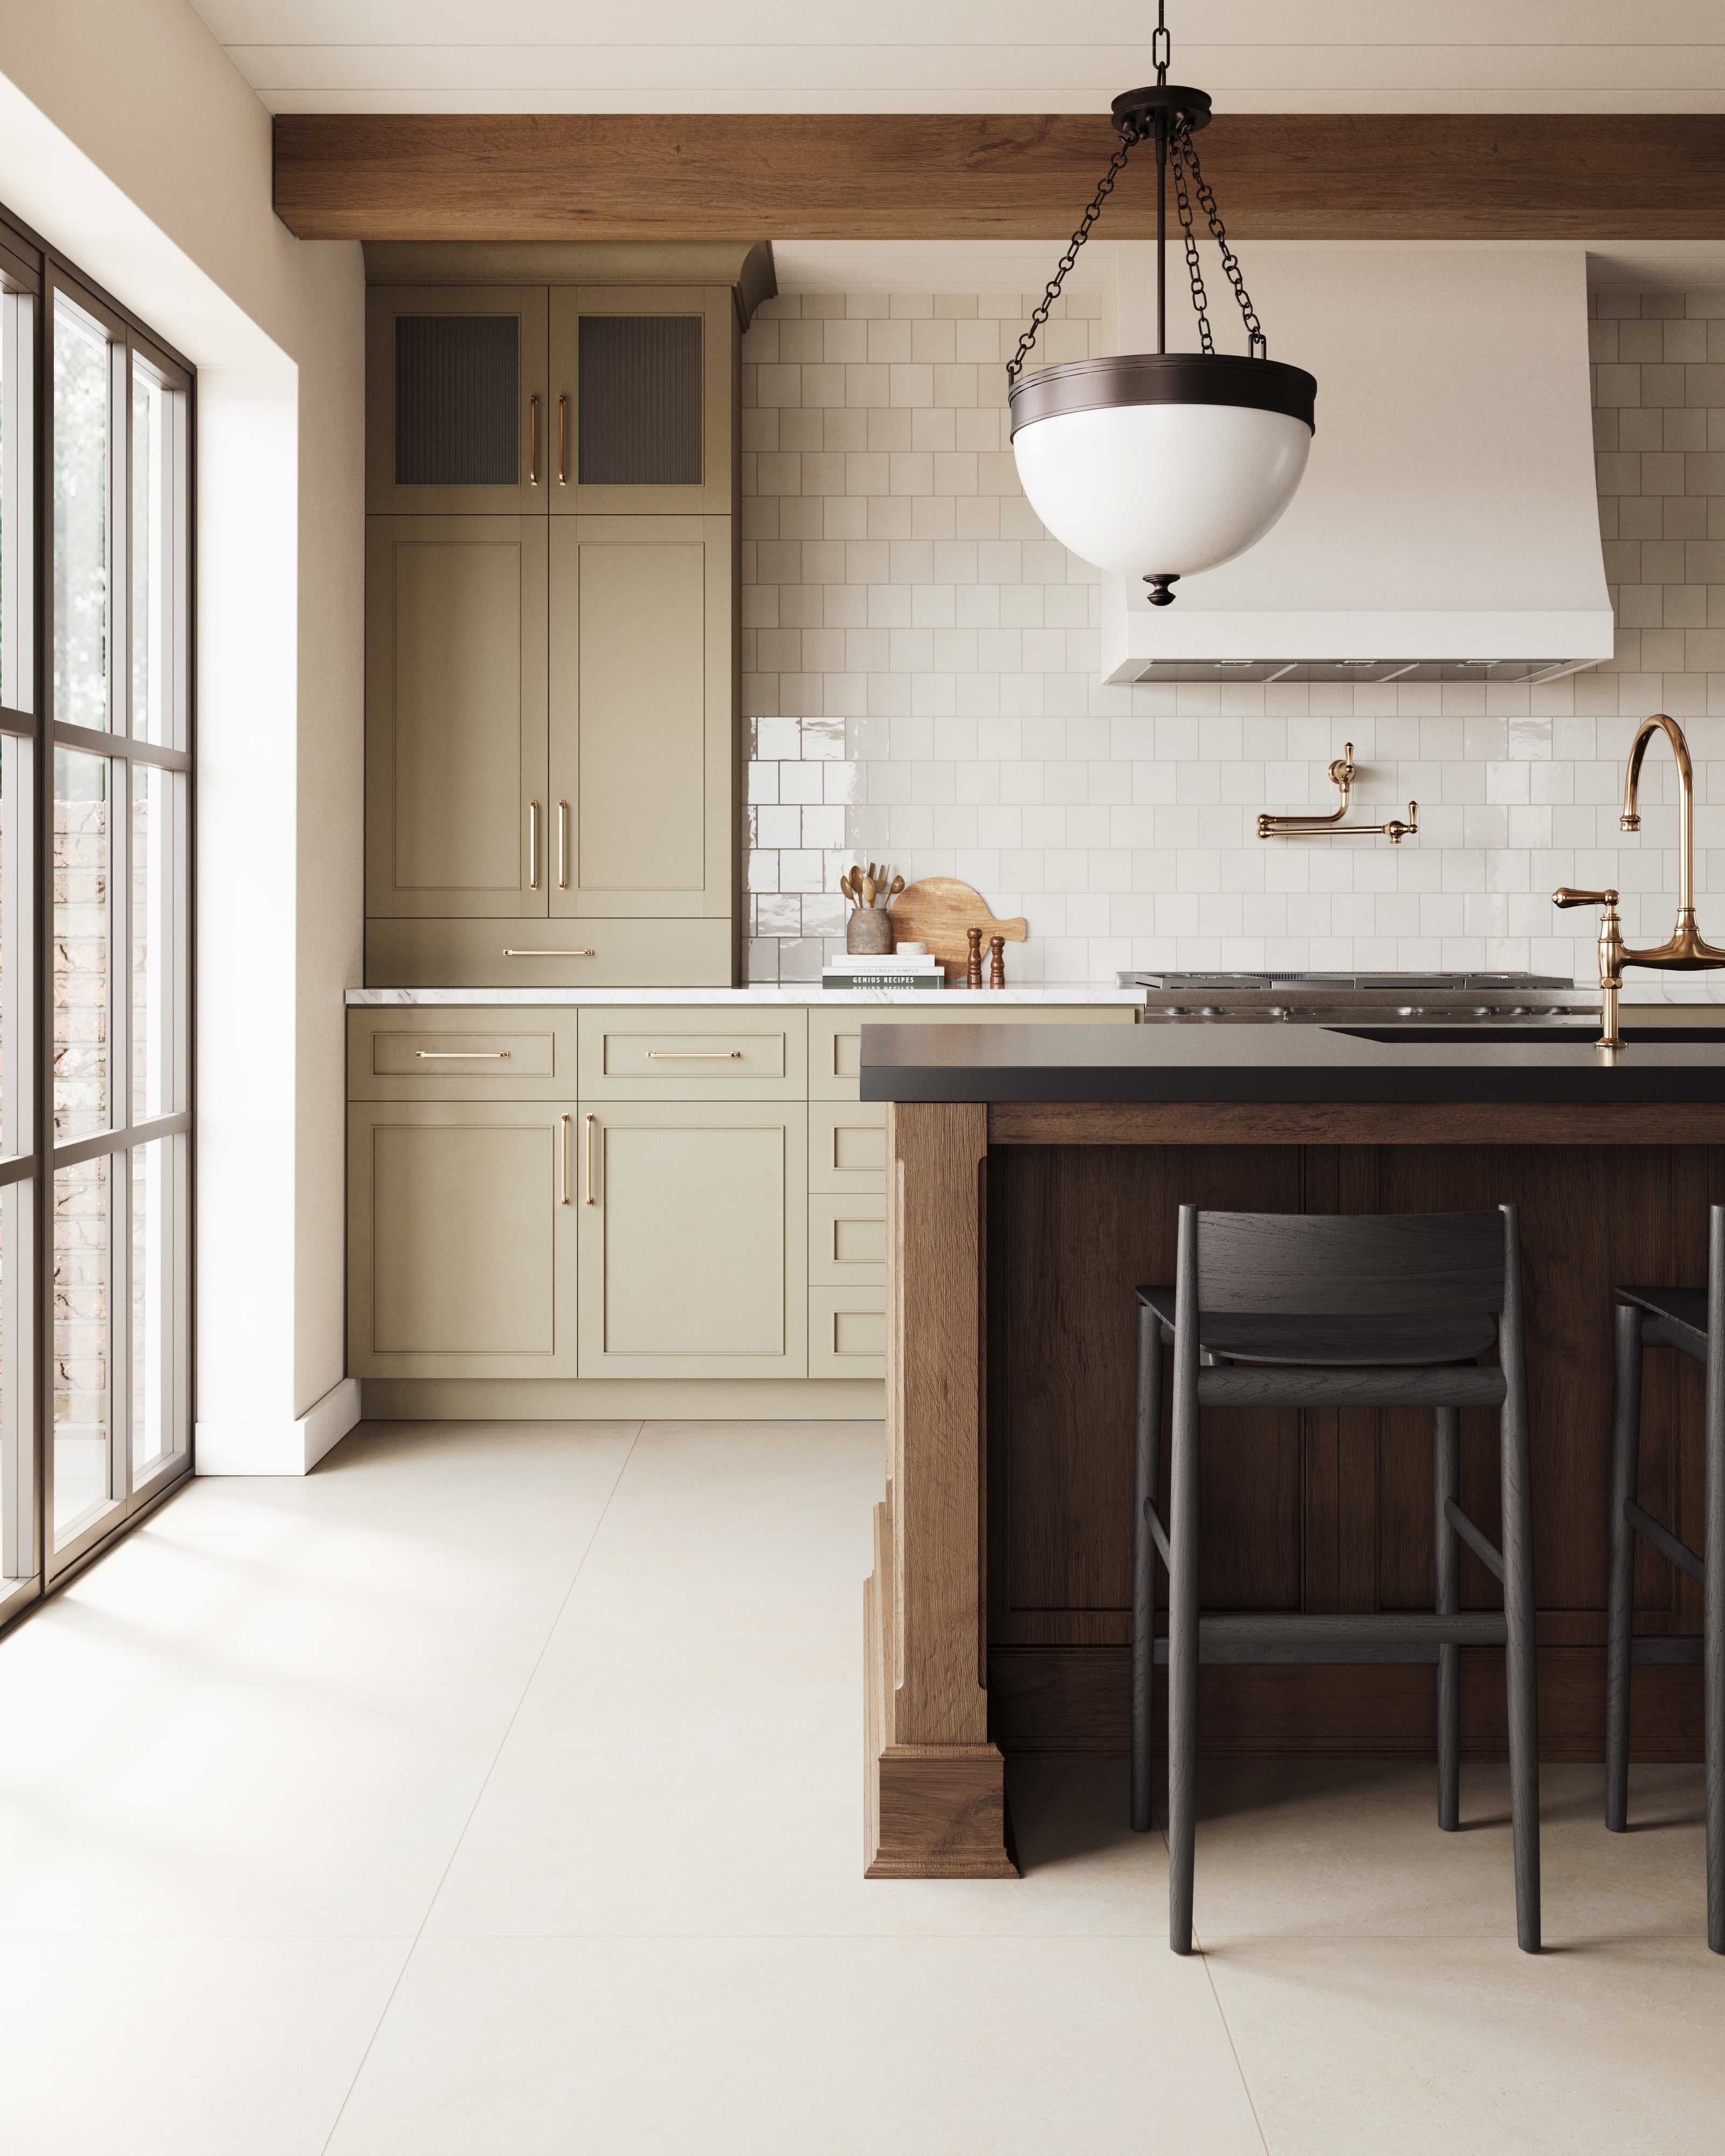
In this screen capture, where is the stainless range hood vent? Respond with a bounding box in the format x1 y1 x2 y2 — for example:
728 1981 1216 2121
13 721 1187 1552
1128 658 1588 686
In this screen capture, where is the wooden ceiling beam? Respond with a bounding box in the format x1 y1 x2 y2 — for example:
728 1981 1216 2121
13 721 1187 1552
274 113 1725 245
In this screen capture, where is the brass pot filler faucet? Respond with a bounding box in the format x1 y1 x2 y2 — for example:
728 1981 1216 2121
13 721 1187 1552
1553 713 1725 1051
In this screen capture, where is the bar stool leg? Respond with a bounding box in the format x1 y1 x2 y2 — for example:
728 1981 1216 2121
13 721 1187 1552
1605 1301 1644 1835
1168 1210 1202 1955
1706 1207 1725 1953
1434 1405 1461 1832
1499 1206 1541 1952
1131 1304 1163 1834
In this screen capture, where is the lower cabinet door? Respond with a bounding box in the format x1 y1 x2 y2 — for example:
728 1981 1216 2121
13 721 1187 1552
349 1102 578 1379
577 1102 807 1379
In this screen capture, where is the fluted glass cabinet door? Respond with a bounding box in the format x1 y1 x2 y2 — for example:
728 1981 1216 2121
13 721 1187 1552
366 286 549 516
548 286 734 515
365 516 549 920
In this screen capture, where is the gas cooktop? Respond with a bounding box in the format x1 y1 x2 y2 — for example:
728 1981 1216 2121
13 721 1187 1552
1121 971 1572 991
1115 970 1593 1024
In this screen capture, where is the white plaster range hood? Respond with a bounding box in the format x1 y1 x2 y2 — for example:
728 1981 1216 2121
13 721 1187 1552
1101 245 1616 686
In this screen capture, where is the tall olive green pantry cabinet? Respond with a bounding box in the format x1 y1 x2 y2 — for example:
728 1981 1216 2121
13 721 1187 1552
363 257 747 986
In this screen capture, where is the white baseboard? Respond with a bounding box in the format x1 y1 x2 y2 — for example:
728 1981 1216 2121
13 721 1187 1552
194 1377 363 1475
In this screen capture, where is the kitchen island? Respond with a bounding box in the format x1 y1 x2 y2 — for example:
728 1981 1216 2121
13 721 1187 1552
859 1020 1725 1878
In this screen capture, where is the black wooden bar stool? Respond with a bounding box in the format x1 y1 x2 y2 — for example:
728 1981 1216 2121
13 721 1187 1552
1130 1206 1541 1955
1605 1204 1724 1954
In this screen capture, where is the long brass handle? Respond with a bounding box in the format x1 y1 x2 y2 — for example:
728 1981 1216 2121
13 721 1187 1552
528 800 540 889
558 799 569 889
529 395 539 487
416 1051 511 1060
502 948 596 957
584 1113 596 1206
558 1114 570 1205
1552 887 1620 909
558 395 568 486
645 1051 743 1060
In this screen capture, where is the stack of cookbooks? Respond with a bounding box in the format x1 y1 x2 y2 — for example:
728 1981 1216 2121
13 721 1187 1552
820 951 946 992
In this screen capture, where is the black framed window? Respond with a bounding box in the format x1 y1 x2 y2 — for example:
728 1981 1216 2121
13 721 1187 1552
0 209 193 1629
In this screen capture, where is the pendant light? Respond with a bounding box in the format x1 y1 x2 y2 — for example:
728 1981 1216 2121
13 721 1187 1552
1008 4 1316 605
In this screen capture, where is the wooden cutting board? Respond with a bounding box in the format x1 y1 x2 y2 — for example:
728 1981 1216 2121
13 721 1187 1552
885 877 1028 980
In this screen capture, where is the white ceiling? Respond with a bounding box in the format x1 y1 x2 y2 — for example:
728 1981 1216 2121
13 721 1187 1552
190 2 1725 116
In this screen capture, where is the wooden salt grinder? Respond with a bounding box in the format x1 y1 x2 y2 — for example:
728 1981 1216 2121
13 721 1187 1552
988 934 1006 989
965 925 984 990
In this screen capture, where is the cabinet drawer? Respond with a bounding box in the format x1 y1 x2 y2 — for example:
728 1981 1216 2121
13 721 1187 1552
347 1008 578 1099
809 1289 886 1380
809 1192 886 1286
809 1001 1136 1098
810 1101 886 1193
578 1006 806 1100
365 916 735 989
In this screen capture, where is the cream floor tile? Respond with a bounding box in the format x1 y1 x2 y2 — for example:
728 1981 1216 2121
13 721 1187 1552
1183 1761 1711 1944
1205 1934 1725 2156
0 1421 639 1690
0 1676 521 1937
0 1937 408 2156
326 1934 1265 2156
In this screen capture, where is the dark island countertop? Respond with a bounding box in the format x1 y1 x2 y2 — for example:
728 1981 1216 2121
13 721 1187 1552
858 1020 1725 1104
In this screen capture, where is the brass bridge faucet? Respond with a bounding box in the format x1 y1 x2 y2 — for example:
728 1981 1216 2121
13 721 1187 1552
1554 713 1725 1049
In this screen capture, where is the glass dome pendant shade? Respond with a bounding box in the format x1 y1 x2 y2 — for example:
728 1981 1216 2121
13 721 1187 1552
1006 32 1316 606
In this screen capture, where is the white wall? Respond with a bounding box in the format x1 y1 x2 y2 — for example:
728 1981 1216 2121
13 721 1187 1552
0 0 365 1467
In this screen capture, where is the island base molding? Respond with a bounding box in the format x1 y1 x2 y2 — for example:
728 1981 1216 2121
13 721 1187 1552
361 1378 884 1419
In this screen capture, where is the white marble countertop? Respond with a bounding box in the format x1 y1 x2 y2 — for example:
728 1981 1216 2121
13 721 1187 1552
346 984 1147 1006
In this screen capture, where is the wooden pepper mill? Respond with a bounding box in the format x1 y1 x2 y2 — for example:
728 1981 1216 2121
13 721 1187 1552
988 934 1006 989
965 925 983 989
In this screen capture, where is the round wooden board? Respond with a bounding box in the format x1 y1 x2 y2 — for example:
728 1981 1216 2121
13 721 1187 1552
885 877 1029 979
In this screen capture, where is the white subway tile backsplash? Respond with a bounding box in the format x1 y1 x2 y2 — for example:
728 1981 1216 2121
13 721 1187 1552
741 288 1725 984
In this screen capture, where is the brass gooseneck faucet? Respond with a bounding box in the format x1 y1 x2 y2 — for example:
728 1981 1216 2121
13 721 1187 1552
1553 713 1725 1049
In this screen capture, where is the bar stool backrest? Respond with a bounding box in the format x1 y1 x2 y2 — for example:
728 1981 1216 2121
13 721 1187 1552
1185 1208 1510 1318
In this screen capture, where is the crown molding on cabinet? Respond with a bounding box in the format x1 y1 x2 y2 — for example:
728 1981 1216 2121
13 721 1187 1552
280 113 1725 245
361 238 777 326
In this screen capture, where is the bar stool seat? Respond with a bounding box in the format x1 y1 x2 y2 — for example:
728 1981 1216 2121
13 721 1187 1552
1605 1214 1723 1953
1134 1291 1496 1369
1132 1206 1542 1957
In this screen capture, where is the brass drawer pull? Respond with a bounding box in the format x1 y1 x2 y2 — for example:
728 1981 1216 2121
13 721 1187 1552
584 1113 596 1206
502 948 596 957
558 1114 570 1205
645 1051 743 1061
415 1051 512 1060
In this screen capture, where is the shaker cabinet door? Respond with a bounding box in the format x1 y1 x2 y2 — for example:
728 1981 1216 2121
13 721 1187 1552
576 1103 806 1379
548 515 735 920
348 1102 579 1379
365 516 549 919
366 285 550 515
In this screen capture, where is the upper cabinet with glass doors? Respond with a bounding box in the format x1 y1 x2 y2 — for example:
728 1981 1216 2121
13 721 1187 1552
365 285 735 516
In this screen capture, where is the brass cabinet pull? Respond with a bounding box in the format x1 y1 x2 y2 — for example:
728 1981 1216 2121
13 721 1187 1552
529 395 540 486
557 395 568 486
644 1051 743 1060
528 799 540 888
502 948 596 958
584 1112 596 1206
557 799 569 889
558 1113 571 1205
416 1050 511 1060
